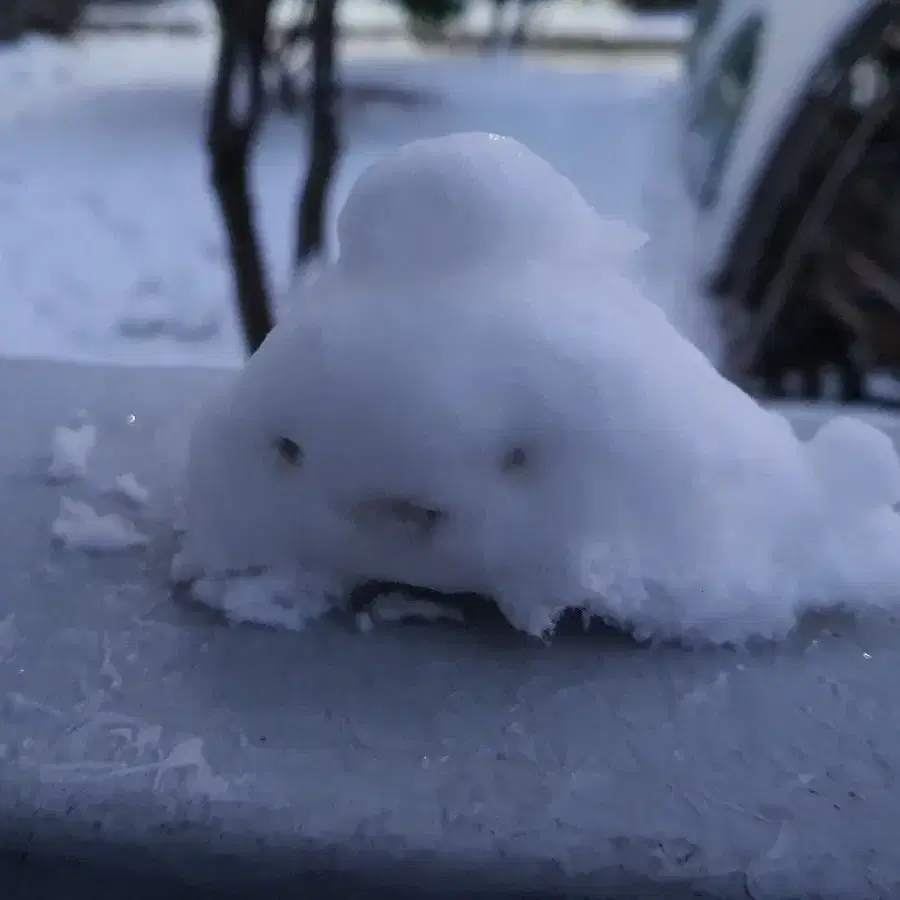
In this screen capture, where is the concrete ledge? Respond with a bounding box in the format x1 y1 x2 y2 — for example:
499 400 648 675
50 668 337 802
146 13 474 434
0 791 751 900
0 357 898 900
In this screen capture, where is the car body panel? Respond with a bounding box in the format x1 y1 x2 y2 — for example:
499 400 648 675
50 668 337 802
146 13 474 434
687 0 879 284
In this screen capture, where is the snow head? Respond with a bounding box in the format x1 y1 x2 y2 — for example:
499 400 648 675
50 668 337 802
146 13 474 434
180 132 900 644
335 131 644 283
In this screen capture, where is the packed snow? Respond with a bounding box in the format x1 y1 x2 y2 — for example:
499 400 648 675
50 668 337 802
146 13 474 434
178 132 900 645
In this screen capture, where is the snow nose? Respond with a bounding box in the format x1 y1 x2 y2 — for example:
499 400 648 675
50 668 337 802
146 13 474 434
350 495 445 538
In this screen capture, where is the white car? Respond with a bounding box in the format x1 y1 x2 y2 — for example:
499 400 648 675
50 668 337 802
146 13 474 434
679 0 899 401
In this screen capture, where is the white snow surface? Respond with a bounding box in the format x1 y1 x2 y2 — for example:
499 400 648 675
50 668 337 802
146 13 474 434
181 132 900 645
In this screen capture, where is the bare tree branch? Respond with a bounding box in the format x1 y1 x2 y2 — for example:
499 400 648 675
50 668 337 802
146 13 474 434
296 0 340 267
208 0 275 354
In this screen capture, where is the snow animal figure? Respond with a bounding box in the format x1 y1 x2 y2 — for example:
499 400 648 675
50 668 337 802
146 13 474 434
180 131 900 645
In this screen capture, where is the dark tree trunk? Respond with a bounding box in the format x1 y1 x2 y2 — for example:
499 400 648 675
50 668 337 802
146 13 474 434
207 0 275 354
24 0 87 36
296 0 340 266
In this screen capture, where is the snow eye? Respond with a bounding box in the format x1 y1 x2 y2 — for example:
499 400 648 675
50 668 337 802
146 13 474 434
501 446 530 472
273 436 304 467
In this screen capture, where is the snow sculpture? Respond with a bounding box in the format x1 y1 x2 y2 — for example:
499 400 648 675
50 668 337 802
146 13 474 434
179 132 900 645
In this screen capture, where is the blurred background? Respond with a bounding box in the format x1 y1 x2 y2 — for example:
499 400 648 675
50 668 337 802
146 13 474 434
0 0 693 368
3 0 898 411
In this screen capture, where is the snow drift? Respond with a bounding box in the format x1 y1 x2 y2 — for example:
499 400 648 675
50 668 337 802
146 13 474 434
178 131 900 645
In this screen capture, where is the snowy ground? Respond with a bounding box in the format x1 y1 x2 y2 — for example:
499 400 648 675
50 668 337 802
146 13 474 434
0 34 672 369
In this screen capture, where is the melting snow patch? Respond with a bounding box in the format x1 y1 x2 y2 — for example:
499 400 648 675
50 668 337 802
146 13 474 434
47 422 96 482
51 498 148 552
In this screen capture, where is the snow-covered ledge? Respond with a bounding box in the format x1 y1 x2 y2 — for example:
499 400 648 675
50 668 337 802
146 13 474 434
1 355 899 899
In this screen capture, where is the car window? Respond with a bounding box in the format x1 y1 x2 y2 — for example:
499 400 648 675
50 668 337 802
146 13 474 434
683 12 765 209
684 0 724 78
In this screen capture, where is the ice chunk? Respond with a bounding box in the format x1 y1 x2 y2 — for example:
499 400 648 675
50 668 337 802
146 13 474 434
180 132 900 645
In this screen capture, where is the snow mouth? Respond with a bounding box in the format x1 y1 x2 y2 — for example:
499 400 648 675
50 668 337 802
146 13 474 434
344 580 633 642
348 496 446 541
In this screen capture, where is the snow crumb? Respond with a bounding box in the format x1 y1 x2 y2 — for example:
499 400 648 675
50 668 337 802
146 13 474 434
47 423 96 482
191 571 334 631
51 498 149 552
111 472 150 507
180 132 900 646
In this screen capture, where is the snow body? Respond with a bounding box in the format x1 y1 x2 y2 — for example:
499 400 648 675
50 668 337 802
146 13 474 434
181 132 900 644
